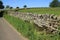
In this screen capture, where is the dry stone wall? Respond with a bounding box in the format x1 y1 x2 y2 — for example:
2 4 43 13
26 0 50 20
8 11 60 34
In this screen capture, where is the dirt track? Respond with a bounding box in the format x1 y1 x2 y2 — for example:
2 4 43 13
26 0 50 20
0 17 28 40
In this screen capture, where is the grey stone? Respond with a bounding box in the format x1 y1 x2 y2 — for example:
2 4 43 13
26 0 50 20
8 11 60 34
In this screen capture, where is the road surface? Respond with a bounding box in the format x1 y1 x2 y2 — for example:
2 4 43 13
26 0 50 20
0 18 27 40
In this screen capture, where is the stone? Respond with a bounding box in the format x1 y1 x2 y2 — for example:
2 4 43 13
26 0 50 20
8 11 60 34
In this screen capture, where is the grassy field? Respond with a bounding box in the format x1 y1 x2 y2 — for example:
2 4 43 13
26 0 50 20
4 14 60 40
19 7 60 15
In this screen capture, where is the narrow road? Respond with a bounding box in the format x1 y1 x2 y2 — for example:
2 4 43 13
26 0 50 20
0 18 27 40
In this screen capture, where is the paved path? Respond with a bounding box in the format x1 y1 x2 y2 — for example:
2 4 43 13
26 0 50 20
0 18 27 40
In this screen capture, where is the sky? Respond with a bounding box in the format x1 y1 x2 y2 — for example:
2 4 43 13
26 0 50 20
2 0 53 8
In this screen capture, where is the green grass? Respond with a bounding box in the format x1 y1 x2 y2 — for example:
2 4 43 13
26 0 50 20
4 14 60 40
4 14 38 40
19 7 60 15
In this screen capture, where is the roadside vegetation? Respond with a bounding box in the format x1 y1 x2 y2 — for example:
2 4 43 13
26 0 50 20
4 14 60 40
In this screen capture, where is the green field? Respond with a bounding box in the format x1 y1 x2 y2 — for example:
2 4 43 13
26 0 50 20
19 7 60 15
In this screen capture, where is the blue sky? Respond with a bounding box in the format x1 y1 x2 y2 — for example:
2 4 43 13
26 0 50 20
2 0 53 8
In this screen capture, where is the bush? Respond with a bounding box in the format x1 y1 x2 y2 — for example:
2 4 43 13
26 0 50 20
0 11 4 17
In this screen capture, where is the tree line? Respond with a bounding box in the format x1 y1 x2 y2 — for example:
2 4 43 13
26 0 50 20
0 0 60 9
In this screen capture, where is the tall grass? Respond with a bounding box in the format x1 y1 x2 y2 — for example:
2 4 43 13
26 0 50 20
4 14 60 40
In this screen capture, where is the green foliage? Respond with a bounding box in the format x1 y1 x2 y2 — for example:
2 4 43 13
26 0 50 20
0 0 4 17
10 7 13 9
49 0 60 7
0 0 4 9
15 7 19 11
0 11 4 17
6 5 10 9
23 5 27 8
16 7 19 9
4 14 60 40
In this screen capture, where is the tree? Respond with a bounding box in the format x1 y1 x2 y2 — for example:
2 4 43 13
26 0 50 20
0 0 4 9
23 5 27 9
58 2 60 7
16 7 19 9
10 7 13 9
0 0 4 17
6 5 10 9
49 0 60 7
15 7 19 11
